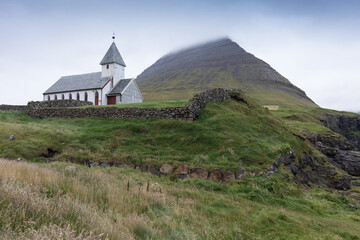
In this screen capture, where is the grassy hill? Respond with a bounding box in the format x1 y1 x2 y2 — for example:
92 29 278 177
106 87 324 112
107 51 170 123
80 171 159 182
0 94 307 171
136 38 317 107
1 92 360 239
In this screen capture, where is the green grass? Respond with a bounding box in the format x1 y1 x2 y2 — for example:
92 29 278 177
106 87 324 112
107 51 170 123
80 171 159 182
0 159 359 240
137 65 318 108
1 93 360 239
0 96 309 171
272 105 359 138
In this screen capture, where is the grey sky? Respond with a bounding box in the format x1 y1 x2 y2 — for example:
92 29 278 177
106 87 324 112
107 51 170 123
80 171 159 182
0 0 359 111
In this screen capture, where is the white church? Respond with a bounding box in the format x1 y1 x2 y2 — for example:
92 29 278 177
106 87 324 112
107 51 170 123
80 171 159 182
43 39 143 105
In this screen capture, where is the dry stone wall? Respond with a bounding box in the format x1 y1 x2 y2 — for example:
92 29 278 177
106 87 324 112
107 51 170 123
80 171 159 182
0 100 93 112
28 99 93 108
0 105 28 111
27 88 237 121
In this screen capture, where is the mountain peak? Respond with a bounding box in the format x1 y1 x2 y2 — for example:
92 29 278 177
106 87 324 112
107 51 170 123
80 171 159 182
136 38 316 107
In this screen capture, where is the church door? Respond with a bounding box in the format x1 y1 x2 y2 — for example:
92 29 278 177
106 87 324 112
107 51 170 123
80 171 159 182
95 91 99 105
107 96 116 105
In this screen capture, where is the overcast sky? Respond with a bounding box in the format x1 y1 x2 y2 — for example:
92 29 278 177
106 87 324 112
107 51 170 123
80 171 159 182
0 0 359 111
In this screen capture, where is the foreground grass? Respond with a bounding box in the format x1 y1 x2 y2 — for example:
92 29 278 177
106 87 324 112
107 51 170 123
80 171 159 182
0 99 307 171
0 159 359 240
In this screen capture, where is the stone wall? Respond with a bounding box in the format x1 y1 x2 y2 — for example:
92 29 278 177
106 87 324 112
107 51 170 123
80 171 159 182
0 100 93 112
28 99 93 109
0 105 28 111
28 88 237 121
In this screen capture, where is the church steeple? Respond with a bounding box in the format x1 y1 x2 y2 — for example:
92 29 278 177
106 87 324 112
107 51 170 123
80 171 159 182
100 42 126 67
100 40 126 80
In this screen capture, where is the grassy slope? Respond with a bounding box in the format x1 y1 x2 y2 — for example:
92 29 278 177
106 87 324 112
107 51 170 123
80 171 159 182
272 105 360 139
138 68 317 108
0 98 307 171
0 159 359 240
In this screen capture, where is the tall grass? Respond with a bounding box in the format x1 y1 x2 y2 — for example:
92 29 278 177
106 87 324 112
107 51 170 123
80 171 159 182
0 159 359 239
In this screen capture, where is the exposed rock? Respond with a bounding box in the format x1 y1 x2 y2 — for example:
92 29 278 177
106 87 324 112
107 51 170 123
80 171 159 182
222 170 235 182
349 204 358 210
288 164 299 175
147 165 161 176
235 168 246 179
178 174 190 179
334 151 360 176
353 181 360 187
335 176 352 190
209 170 223 182
322 114 360 150
100 162 111 168
307 132 360 176
189 168 209 179
56 129 64 132
8 135 15 141
268 166 277 172
114 163 135 169
280 150 296 166
65 166 78 171
174 164 189 175
159 164 174 174
136 164 148 172
89 162 99 167
17 158 22 161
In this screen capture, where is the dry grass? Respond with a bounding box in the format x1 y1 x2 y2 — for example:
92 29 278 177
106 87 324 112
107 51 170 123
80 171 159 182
0 159 359 240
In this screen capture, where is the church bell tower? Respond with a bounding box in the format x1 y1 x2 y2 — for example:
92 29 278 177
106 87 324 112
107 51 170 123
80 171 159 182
100 36 126 86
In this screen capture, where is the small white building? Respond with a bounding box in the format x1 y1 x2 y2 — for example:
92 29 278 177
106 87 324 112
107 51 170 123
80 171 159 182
43 41 143 105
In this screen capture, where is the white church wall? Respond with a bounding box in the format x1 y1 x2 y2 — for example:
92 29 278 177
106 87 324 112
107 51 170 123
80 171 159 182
44 89 99 105
121 80 143 104
113 64 125 86
101 79 114 105
101 63 124 81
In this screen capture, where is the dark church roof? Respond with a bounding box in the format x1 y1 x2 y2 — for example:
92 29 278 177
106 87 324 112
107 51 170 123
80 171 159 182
108 79 133 95
100 42 126 67
43 72 109 94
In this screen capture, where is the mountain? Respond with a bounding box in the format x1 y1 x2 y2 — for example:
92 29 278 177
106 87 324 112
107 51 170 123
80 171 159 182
136 38 316 106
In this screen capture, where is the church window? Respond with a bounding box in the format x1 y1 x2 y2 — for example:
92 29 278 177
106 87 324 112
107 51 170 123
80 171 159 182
47 95 50 101
107 64 109 69
55 95 57 100
84 92 88 102
77 93 80 101
69 93 72 100
62 94 64 100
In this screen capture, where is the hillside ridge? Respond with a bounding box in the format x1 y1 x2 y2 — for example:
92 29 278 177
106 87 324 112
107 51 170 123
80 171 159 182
136 38 316 106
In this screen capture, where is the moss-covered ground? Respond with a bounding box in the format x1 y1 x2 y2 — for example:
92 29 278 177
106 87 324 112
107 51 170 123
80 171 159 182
0 97 308 171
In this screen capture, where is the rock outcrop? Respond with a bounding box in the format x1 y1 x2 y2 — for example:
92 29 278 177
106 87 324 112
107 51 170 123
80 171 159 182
307 133 360 177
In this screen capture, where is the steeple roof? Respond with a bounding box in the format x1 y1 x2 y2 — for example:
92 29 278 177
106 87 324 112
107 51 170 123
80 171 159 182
100 42 126 67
